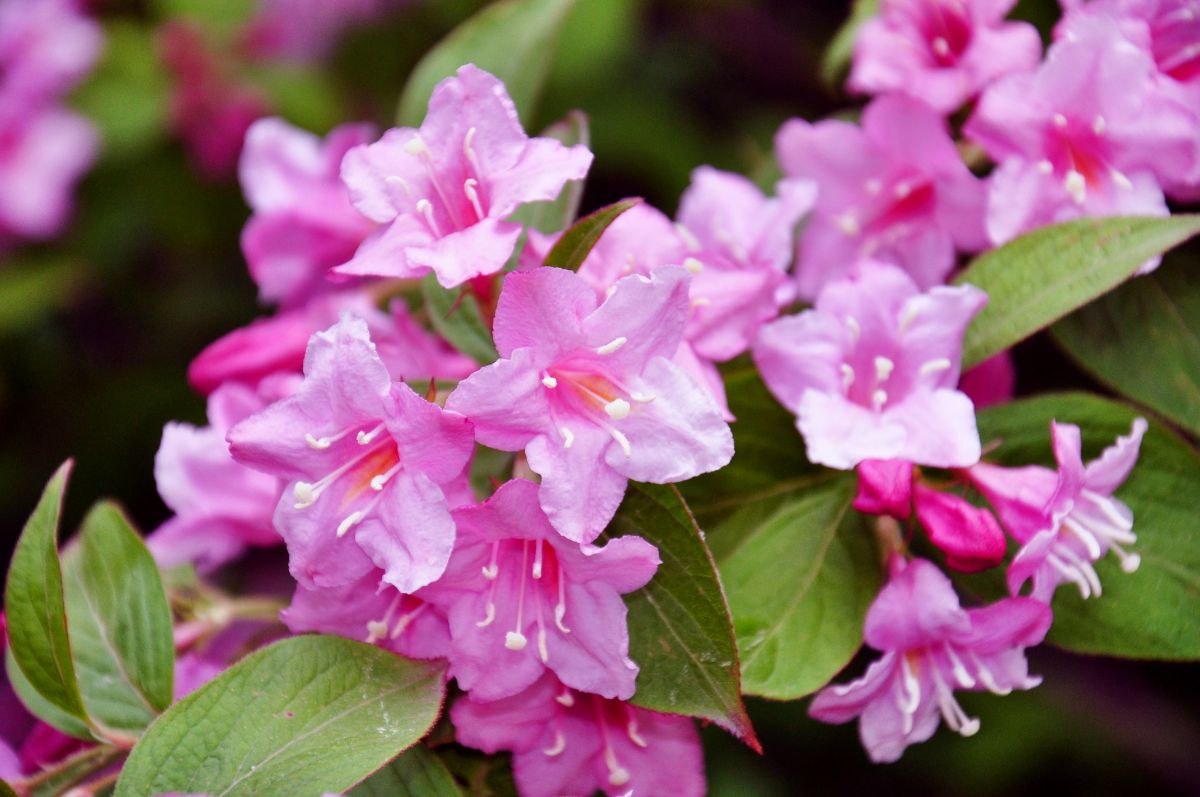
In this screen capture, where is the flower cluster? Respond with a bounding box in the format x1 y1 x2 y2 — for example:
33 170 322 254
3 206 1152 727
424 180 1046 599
0 0 101 250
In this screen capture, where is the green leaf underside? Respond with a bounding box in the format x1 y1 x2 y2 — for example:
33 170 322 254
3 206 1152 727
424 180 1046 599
604 484 757 749
348 745 464 796
512 111 591 235
1052 254 1200 438
543 197 642 271
396 0 576 126
977 393 1200 659
716 477 882 700
421 274 500 365
61 501 175 733
23 745 125 797
5 648 94 740
954 214 1200 368
3 462 90 725
115 636 447 797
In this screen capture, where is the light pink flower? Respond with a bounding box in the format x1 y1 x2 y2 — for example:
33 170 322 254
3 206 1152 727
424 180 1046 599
753 261 986 470
776 94 987 300
445 266 733 542
849 0 1042 113
453 673 705 797
810 557 1051 763
337 64 593 288
965 18 1196 254
283 568 450 660
0 0 102 117
148 381 285 573
239 117 376 308
424 479 658 701
968 418 1147 601
228 315 475 593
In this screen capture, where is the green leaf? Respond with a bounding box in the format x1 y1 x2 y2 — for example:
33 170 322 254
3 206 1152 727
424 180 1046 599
819 0 878 88
0 257 82 334
955 214 1200 368
115 636 447 797
543 198 641 271
716 476 882 700
977 393 1200 659
511 111 591 235
349 746 463 797
421 274 499 365
61 502 175 734
5 648 94 740
1052 253 1200 437
0 779 16 797
604 483 757 748
396 0 576 126
3 462 90 726
22 745 125 797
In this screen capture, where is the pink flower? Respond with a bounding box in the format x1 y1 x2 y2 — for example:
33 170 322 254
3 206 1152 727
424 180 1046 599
753 261 986 470
775 94 987 300
239 118 376 308
968 418 1147 601
958 351 1015 410
424 479 658 701
912 483 1007 572
810 557 1051 763
283 568 450 660
445 266 733 541
452 673 705 797
148 381 285 573
964 18 1196 252
854 459 914 519
337 64 593 289
228 315 475 593
0 0 102 117
849 0 1042 113
187 291 475 394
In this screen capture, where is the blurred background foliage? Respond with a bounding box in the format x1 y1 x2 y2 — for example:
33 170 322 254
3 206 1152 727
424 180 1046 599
0 0 1196 794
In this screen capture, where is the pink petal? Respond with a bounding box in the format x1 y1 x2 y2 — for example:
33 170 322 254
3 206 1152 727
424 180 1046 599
492 267 597 361
525 430 628 544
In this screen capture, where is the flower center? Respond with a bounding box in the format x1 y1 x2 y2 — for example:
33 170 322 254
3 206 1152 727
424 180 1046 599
291 420 402 538
474 539 572 664
384 129 488 236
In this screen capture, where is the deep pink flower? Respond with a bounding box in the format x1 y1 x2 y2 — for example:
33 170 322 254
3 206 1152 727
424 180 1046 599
958 351 1015 410
854 459 914 519
453 673 705 797
242 0 404 62
424 479 658 701
148 381 285 573
228 315 475 593
187 291 475 395
849 0 1042 113
239 117 376 307
283 568 450 660
965 18 1195 252
775 94 987 300
337 65 593 289
754 261 986 470
968 418 1147 601
912 483 1007 572
810 557 1051 763
445 266 733 541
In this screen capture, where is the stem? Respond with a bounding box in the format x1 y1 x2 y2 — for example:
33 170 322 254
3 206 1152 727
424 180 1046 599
62 768 120 797
14 745 123 796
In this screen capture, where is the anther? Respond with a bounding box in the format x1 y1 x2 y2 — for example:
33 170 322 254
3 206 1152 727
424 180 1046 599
463 178 485 219
872 389 888 411
561 426 575 449
476 602 496 628
837 212 860 236
683 257 704 274
532 540 544 579
894 181 912 199
357 423 385 445
1111 169 1133 190
627 719 648 748
932 36 950 57
555 602 571 634
416 198 439 230
366 620 389 643
1064 170 1087 205
898 303 919 333
543 731 566 757
630 391 655 403
605 398 631 420
293 482 317 509
919 358 953 377
337 511 364 538
596 336 628 355
1092 115 1106 135
482 563 498 580
403 136 429 156
1053 113 1068 129
538 628 549 663
385 175 412 197
1037 159 1054 175
845 315 861 342
874 356 894 382
609 428 632 457
305 433 332 449
841 363 855 390
463 127 479 166
504 631 528 651
542 374 558 388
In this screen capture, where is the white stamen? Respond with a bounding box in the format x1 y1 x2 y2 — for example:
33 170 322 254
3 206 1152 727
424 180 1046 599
366 620 389 643
403 135 428 156
630 391 655 403
561 426 575 449
532 539 544 579
932 36 950 57
627 720 648 748
874 356 895 383
463 127 479 168
555 691 575 707
932 666 981 736
899 655 921 735
336 511 364 538
605 744 631 787
463 178 485 219
691 297 712 309
293 482 317 509
538 628 549 663
943 644 976 688
1111 169 1133 190
837 212 861 236
1092 115 1107 135
596 336 627 355
845 315 861 342
605 398 631 420
841 363 855 391
609 428 632 458
969 652 1011 695
305 433 332 449
542 374 558 388
385 175 412 197
1063 517 1104 560
898 303 920 333
675 223 702 252
865 178 882 195
1064 170 1087 205
416 198 439 231
1053 113 1068 129
1037 159 1054 175
1110 542 1141 573
609 768 631 787
894 181 912 199
1057 544 1104 597
683 257 704 274
505 631 528 650
370 463 402 492
482 563 498 580
543 731 566 757
555 601 571 634
476 601 496 628
357 423 385 445
872 388 888 411
919 358 953 377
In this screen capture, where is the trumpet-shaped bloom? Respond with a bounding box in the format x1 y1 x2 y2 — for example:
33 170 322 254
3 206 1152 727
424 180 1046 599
453 673 705 797
849 0 1042 113
425 479 659 701
283 568 450 660
968 418 1147 601
148 382 285 572
754 261 986 470
239 118 376 307
810 557 1051 763
776 94 987 300
965 19 1195 252
337 64 593 288
228 315 474 593
446 266 733 541
912 483 1007 572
